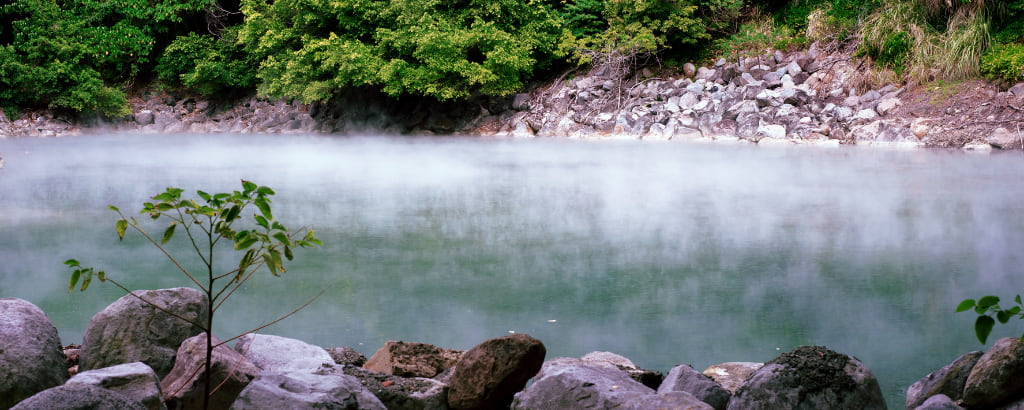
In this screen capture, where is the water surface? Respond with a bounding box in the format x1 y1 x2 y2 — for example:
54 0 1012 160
2 133 1022 406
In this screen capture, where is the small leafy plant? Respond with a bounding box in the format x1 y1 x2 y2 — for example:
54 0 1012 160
66 180 322 409
957 295 1024 344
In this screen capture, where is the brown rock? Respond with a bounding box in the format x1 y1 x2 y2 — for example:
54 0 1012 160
447 334 546 410
160 333 260 410
962 337 1024 408
364 340 464 378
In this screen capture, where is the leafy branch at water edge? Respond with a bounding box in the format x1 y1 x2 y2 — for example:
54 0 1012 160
957 295 1024 344
65 180 323 410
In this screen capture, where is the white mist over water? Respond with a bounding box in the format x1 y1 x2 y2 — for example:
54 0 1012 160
2 133 1024 406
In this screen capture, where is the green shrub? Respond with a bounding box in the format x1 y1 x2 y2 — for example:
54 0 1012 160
980 42 1024 85
876 31 912 74
156 30 258 96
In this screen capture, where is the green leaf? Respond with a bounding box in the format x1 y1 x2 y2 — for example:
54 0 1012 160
255 197 273 220
242 180 257 194
108 205 120 212
976 315 996 344
238 248 256 281
956 299 976 312
225 204 241 222
254 215 269 229
161 222 177 244
284 245 293 261
270 249 285 273
197 190 211 201
1009 306 1022 315
234 234 259 250
80 269 92 291
64 259 80 267
155 202 175 211
1016 294 1022 305
979 296 1001 309
256 186 275 196
272 231 290 244
68 269 81 293
263 253 279 276
97 270 106 282
115 219 128 240
997 310 1013 324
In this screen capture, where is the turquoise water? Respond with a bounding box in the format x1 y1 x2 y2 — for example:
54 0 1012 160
2 133 1023 407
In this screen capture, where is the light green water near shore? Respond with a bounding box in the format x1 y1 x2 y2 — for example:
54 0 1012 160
2 133 1023 407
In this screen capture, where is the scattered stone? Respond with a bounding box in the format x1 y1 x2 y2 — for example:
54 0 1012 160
510 357 655 409
727 346 886 410
876 98 902 116
80 287 208 379
962 337 1024 408
987 127 1023 149
343 365 449 410
161 333 260 410
0 298 69 409
659 364 731 410
234 333 334 373
448 334 546 410
10 383 144 410
1009 82 1024 98
905 351 982 409
328 347 368 366
364 341 464 378
622 391 715 410
913 394 964 410
67 362 165 410
582 351 664 389
231 367 387 410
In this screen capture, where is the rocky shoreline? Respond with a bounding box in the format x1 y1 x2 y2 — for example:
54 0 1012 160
3 290 1024 409
2 42 1023 150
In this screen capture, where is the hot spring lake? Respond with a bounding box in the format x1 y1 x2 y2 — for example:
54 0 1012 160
2 133 1023 406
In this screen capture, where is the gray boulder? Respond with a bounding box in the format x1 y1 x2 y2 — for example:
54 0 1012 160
343 365 449 410
1010 82 1024 98
582 351 663 389
659 364 731 410
905 351 982 409
10 383 144 410
448 334 546 410
962 337 1024 408
161 333 260 410
0 298 69 409
510 357 655 409
622 391 714 410
703 362 764 394
913 394 963 410
67 362 165 410
80 287 208 378
230 367 386 410
234 333 334 373
727 346 886 410
364 341 464 378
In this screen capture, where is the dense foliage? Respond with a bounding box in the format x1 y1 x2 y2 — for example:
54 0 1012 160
1 0 1022 117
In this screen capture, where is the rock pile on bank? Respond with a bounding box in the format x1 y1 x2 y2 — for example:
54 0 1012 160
3 290 1024 409
484 43 1024 149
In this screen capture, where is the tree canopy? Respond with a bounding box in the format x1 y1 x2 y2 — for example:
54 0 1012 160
0 0 1021 117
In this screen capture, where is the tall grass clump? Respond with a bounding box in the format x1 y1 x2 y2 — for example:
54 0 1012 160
858 0 1002 83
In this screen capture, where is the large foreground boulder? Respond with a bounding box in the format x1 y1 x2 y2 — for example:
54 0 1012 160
10 383 144 410
905 351 982 409
67 362 165 410
0 298 69 409
161 333 260 410
511 357 712 409
234 333 334 373
447 333 546 409
80 287 208 378
727 346 886 410
364 340 464 378
230 367 387 409
659 364 731 410
962 337 1024 408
